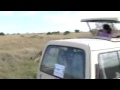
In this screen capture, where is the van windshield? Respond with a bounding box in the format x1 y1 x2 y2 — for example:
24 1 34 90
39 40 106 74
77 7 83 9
40 45 86 79
99 51 120 79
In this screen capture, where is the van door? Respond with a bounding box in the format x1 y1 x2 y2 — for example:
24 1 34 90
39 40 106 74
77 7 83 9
38 45 88 79
97 50 120 79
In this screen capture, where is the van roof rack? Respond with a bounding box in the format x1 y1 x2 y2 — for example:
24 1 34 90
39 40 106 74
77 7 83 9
77 36 120 42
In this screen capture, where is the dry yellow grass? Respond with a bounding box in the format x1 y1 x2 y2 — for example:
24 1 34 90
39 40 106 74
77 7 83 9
0 32 92 79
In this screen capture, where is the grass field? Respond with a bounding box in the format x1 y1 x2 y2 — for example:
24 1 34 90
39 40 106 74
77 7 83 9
0 32 92 79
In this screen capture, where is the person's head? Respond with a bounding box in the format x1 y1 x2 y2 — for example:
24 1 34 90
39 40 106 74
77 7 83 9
103 24 112 34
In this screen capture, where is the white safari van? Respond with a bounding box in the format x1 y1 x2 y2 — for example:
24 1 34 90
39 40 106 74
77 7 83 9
37 18 120 79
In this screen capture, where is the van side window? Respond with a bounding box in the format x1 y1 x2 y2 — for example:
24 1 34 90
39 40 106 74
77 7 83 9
99 51 120 79
40 45 85 79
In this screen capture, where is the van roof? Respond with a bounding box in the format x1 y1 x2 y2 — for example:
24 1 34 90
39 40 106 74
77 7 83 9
81 17 120 23
50 38 120 51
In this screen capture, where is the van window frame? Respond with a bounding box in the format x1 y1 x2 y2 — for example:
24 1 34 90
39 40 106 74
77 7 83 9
40 45 86 79
98 50 120 79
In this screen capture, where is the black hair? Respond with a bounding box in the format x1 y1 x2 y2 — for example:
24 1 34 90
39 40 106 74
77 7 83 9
103 24 112 34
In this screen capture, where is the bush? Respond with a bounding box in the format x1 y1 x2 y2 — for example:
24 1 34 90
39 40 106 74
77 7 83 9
46 32 52 35
52 31 60 34
63 31 70 35
0 32 5 36
17 33 20 35
46 31 60 35
75 30 80 33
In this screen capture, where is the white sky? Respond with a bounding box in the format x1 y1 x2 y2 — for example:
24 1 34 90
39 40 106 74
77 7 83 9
0 11 120 34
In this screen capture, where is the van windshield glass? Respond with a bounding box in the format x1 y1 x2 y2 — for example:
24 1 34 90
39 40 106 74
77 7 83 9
99 51 120 79
40 45 85 79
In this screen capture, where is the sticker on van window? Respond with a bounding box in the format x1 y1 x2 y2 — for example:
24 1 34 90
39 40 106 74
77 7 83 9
53 64 65 78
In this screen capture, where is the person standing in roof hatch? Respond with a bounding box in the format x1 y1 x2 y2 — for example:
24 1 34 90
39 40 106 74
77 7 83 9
97 24 113 38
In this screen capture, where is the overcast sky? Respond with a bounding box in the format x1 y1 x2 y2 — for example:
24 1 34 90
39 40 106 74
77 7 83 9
0 11 120 34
